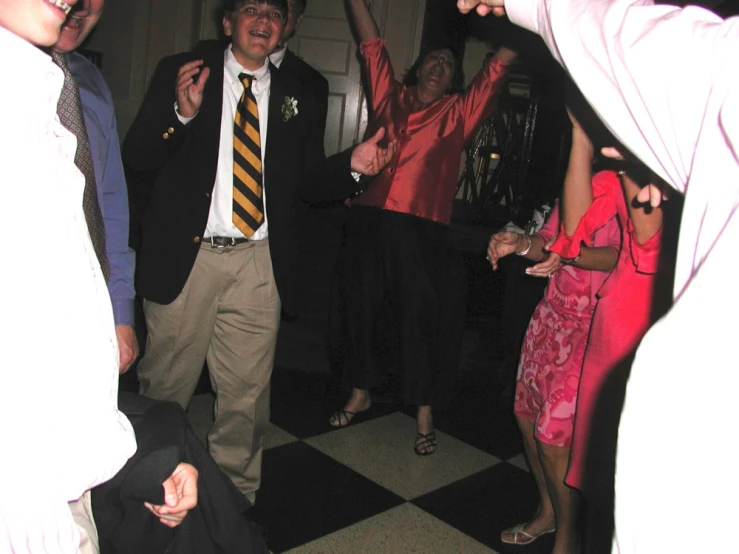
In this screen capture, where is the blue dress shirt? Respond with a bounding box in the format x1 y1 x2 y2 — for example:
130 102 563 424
68 52 136 326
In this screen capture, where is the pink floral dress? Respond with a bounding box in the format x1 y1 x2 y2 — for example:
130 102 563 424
514 198 620 448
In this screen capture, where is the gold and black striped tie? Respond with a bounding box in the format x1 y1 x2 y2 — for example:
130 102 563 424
233 73 264 237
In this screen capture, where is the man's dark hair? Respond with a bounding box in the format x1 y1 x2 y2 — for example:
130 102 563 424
292 0 307 17
403 44 465 94
223 0 288 19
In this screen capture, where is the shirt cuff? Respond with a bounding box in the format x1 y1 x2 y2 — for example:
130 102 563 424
351 171 362 182
174 102 197 124
111 297 136 327
506 0 543 35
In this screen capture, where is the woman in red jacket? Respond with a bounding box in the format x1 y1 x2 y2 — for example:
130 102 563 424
329 0 517 455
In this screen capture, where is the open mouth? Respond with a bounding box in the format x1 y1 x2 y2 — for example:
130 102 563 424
46 0 74 15
249 29 271 39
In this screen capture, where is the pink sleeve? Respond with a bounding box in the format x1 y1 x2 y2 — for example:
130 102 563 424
461 56 511 143
628 219 662 274
534 201 560 245
360 38 399 114
549 171 621 259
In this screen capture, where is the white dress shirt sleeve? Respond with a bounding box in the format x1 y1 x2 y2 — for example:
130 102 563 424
506 0 734 193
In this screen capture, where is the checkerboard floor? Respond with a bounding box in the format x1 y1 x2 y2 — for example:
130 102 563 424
188 363 555 554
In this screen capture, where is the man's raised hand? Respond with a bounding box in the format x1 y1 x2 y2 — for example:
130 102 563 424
175 60 210 119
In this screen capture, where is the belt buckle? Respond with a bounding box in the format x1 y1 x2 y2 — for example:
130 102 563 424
209 236 235 248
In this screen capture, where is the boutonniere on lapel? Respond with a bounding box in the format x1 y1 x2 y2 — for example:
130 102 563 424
281 96 298 122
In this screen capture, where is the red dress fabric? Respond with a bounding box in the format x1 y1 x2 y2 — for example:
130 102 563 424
550 171 662 489
515 201 620 447
353 39 511 225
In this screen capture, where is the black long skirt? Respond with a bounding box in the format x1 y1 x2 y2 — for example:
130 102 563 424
330 205 467 407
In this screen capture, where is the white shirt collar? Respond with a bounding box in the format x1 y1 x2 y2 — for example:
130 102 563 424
1 26 57 73
269 45 288 68
0 27 64 117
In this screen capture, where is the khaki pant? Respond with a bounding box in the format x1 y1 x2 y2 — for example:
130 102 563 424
138 239 281 502
69 491 98 554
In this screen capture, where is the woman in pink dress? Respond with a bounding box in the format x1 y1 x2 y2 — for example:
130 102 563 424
488 116 620 553
550 112 663 552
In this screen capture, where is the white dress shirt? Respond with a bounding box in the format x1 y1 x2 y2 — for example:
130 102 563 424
506 0 739 552
205 46 271 241
0 27 136 553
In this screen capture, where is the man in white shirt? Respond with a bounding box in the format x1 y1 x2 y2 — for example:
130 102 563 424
459 0 739 552
0 0 137 551
0 2 199 552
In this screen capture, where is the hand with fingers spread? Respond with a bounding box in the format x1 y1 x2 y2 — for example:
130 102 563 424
350 127 398 176
144 463 198 528
175 60 211 119
457 0 506 17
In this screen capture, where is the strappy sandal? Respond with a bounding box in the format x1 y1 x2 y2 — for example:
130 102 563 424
414 432 438 455
329 409 359 428
500 523 555 545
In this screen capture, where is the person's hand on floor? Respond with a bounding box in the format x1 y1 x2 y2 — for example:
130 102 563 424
145 462 198 528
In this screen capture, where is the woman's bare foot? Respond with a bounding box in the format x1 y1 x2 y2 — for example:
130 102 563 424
329 388 372 427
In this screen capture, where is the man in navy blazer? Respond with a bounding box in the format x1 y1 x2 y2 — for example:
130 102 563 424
123 0 394 503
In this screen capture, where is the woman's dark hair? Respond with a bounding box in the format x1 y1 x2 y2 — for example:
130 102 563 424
403 44 465 94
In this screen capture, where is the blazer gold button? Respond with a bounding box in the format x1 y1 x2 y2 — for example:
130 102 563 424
205 192 210 198
162 132 170 140
167 127 175 134
193 236 200 243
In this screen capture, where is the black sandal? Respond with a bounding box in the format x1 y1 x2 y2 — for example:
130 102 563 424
329 409 358 428
414 432 438 456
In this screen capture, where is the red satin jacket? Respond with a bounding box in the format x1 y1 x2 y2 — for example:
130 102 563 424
353 38 511 224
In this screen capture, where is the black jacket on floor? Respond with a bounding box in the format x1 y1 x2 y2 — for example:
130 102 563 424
92 392 267 554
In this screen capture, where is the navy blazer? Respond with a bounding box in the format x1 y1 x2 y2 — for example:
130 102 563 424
123 42 361 314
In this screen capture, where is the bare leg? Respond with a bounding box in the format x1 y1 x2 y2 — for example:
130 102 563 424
501 415 556 542
415 405 437 454
329 387 371 427
538 441 581 554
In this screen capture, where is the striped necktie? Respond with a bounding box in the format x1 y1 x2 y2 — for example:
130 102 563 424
233 73 264 238
51 51 110 280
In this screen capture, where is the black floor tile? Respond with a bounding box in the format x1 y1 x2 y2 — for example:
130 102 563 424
418 368 524 461
412 462 552 553
252 441 405 553
269 367 399 440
